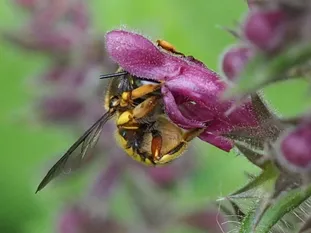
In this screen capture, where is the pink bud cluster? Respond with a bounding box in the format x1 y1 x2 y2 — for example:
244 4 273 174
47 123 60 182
219 0 311 182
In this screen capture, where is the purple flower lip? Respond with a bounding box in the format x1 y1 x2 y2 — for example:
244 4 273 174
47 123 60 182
105 30 260 152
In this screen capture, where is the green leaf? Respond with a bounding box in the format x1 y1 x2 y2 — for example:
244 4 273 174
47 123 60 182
230 163 278 198
229 199 245 222
239 206 257 233
235 143 265 168
239 185 311 233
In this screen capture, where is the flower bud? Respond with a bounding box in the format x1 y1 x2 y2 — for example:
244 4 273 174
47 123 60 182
277 122 311 172
221 45 254 81
243 9 286 52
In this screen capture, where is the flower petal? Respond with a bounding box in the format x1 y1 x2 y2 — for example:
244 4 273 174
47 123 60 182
161 86 205 128
106 30 168 79
199 131 233 152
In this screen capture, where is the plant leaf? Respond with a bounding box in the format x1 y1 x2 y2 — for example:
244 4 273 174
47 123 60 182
239 185 311 233
229 163 278 199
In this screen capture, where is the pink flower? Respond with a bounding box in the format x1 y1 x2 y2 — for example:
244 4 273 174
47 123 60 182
105 30 260 151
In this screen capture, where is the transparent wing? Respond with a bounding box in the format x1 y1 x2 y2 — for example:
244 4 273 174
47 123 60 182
80 117 106 159
36 111 114 193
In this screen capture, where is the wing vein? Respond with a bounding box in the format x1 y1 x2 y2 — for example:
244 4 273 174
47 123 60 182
36 111 114 193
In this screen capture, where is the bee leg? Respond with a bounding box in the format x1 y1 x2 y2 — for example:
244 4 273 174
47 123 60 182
140 152 156 165
151 130 162 161
132 96 160 119
154 128 205 164
131 83 162 100
117 96 160 126
183 128 205 142
120 83 161 106
167 128 205 155
131 134 144 154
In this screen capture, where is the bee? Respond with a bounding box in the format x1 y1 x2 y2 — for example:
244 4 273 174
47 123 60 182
36 42 203 193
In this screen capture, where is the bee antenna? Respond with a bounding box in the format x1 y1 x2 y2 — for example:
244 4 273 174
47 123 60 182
100 71 128 79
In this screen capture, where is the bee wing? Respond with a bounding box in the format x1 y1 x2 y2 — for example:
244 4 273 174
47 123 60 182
80 117 106 159
36 111 114 193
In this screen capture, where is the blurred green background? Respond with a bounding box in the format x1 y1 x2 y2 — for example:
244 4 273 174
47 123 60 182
1 1 310 233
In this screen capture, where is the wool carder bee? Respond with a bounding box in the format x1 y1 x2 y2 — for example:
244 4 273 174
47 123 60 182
36 42 203 193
